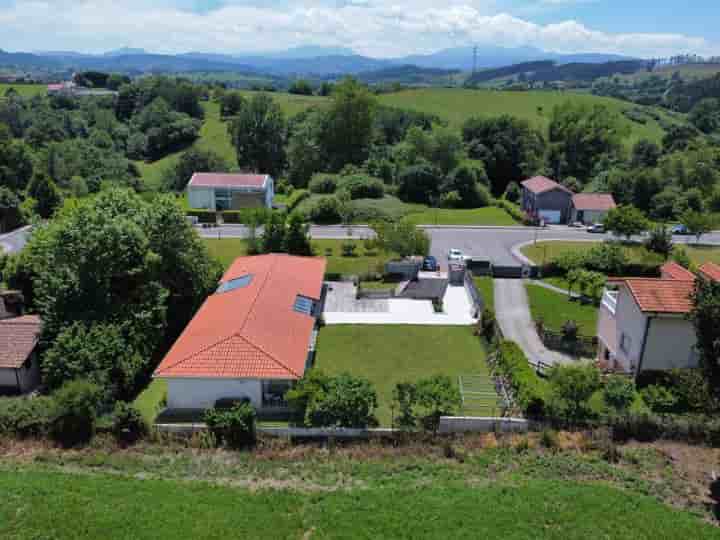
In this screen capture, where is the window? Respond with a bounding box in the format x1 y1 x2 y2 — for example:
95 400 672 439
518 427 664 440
293 295 317 316
620 333 632 354
215 187 232 211
216 274 253 294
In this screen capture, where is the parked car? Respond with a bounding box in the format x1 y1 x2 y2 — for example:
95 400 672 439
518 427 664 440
570 221 584 228
587 223 605 233
447 248 464 262
422 256 439 271
671 224 690 235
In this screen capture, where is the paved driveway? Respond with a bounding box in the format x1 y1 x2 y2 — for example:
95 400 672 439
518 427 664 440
493 278 577 368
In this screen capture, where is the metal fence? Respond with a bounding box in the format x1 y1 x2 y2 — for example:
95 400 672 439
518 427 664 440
464 270 484 316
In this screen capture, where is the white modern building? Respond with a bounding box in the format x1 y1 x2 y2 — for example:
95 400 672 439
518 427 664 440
187 173 274 211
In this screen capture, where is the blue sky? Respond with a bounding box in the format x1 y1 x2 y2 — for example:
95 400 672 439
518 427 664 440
0 0 717 58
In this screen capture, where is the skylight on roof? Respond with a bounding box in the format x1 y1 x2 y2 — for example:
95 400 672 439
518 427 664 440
293 295 316 316
216 274 253 294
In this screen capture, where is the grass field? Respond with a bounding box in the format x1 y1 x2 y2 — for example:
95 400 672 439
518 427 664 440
474 276 495 311
202 238 391 276
315 325 496 424
0 83 46 97
404 206 518 226
378 88 674 146
2 467 717 539
521 240 720 267
525 283 599 336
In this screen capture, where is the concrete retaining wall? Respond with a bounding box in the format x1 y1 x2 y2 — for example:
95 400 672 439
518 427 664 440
438 416 529 434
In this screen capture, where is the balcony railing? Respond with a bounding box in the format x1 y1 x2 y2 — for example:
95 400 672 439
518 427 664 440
601 289 618 315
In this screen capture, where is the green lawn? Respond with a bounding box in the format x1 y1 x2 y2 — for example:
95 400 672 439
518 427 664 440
521 240 720 267
202 238 391 276
378 88 673 147
0 83 46 97
404 206 518 226
2 468 717 539
132 379 167 424
315 325 497 424
525 283 599 336
474 276 495 311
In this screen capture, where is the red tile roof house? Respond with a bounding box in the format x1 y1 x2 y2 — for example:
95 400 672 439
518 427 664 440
596 262 707 375
520 176 574 224
187 173 274 211
569 193 617 225
0 314 42 395
153 254 326 419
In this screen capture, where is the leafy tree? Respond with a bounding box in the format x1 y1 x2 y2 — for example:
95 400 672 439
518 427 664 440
288 79 313 96
662 124 699 153
372 220 430 258
428 127 464 175
318 78 377 171
504 181 521 203
26 171 62 219
689 98 720 134
547 364 601 423
672 246 692 269
462 114 545 195
548 102 627 182
681 210 714 243
287 112 324 188
690 276 720 393
204 402 257 449
162 147 229 191
308 174 338 194
219 92 245 117
644 225 674 259
603 205 648 241
286 370 378 428
561 176 581 194
50 379 102 447
414 375 462 433
442 162 490 208
308 195 343 224
640 384 678 414
603 376 636 416
230 93 286 178
397 164 438 204
631 139 661 168
261 211 286 253
0 187 23 233
282 212 313 256
0 137 34 192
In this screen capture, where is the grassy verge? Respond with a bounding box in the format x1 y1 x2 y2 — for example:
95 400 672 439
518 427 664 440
202 238 392 276
315 325 497 424
521 241 720 267
1 465 717 539
404 206 518 226
525 283 598 336
473 276 494 311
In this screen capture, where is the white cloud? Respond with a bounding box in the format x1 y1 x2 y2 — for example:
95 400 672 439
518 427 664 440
0 0 716 58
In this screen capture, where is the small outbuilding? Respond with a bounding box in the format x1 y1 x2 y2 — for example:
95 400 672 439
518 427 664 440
569 193 617 225
0 315 42 395
520 176 573 224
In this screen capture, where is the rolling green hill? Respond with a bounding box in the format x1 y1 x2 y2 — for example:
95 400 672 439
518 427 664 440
377 88 679 146
0 83 46 97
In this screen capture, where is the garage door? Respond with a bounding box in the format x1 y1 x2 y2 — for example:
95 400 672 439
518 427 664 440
538 210 561 224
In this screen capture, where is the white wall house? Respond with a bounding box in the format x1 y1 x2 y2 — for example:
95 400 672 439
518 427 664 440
597 263 700 375
154 254 326 419
187 173 274 211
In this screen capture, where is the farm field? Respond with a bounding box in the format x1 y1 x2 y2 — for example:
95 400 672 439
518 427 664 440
377 88 677 146
525 283 599 336
315 325 497 424
521 240 720 267
0 83 46 97
1 467 718 539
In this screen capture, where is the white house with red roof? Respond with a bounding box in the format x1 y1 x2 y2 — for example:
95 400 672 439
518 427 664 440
187 173 274 211
569 193 617 225
153 254 326 415
596 262 705 375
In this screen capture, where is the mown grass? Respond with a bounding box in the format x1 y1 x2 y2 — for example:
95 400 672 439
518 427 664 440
315 325 496 424
202 237 391 276
474 276 495 311
1 467 717 539
404 206 518 226
525 283 599 336
0 83 46 97
521 240 720 267
378 88 671 146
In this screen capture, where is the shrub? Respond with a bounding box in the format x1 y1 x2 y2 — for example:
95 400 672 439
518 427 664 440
203 402 257 449
641 384 679 414
286 189 311 211
491 199 524 222
337 174 385 200
644 225 673 259
111 402 147 445
308 196 343 224
561 320 579 342
308 174 338 194
480 307 496 341
546 364 601 423
341 241 357 257
0 396 55 438
50 380 102 447
603 376 636 415
414 375 462 433
495 341 550 417
540 427 559 449
186 209 217 224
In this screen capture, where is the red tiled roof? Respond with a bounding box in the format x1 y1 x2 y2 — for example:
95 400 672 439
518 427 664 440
622 279 694 314
188 173 269 189
154 254 326 380
0 315 41 369
521 176 572 195
660 261 696 281
698 262 720 282
571 193 616 212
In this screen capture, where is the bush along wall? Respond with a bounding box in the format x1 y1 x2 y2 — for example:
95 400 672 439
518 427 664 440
493 340 550 417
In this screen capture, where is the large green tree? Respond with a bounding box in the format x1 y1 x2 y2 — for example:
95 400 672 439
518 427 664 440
162 147 229 191
230 93 286 178
603 205 649 241
690 277 720 397
26 171 62 219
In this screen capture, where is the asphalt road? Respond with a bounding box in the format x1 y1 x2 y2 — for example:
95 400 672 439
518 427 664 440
198 224 720 268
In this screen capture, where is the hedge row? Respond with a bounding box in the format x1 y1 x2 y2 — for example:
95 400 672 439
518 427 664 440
186 209 217 224
286 189 311 212
610 413 720 447
492 199 525 223
494 340 550 417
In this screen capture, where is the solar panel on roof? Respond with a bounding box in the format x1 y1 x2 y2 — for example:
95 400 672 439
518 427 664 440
216 274 253 294
293 295 315 316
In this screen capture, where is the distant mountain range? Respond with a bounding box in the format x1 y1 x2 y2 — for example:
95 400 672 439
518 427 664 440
0 44 638 78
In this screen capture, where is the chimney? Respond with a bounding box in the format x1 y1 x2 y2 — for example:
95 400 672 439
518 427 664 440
0 290 25 319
